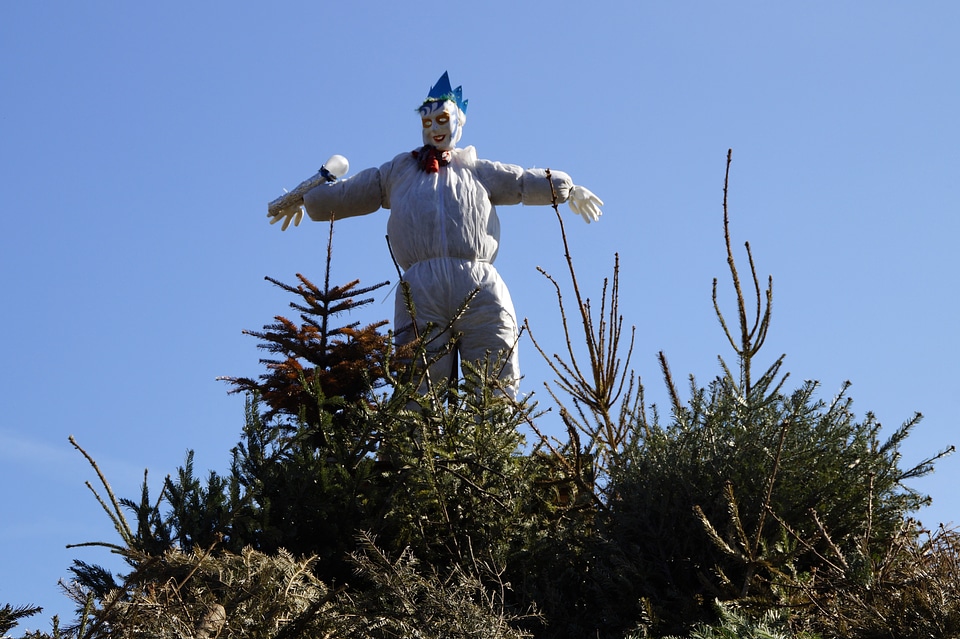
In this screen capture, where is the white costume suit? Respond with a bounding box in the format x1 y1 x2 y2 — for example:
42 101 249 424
303 145 577 398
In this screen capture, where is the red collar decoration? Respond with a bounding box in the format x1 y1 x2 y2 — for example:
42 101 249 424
413 145 451 173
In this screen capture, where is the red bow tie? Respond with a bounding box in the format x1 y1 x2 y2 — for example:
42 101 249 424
413 145 451 173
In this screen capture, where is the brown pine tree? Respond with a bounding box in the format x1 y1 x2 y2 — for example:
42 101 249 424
222 222 393 428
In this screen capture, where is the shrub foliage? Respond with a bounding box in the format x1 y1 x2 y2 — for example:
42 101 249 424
6 152 956 639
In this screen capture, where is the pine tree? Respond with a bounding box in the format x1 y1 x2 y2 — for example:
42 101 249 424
178 220 400 577
0 605 43 637
221 220 393 430
49 219 536 638
591 152 953 637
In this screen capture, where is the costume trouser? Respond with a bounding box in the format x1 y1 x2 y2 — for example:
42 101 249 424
394 257 520 398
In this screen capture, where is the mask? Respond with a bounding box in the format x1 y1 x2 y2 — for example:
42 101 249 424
419 100 462 150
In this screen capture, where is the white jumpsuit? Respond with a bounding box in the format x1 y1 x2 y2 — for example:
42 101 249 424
303 145 576 398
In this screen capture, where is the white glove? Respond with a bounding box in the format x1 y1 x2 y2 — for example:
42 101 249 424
568 185 603 224
267 204 304 232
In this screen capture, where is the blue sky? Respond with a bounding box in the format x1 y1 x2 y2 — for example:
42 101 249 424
2 1 958 627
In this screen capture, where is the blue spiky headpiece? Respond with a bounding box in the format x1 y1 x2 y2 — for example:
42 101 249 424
421 71 468 113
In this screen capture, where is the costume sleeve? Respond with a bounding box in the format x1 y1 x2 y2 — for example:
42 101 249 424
475 159 574 207
303 165 385 222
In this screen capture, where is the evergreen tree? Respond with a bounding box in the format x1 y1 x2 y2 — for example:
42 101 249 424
1 605 43 637
221 220 393 431
588 152 953 636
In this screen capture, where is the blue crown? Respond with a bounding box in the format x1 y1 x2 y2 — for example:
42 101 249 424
423 71 468 113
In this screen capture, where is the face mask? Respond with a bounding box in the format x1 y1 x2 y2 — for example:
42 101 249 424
419 100 462 150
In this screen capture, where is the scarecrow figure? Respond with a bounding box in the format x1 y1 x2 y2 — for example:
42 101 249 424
267 72 603 398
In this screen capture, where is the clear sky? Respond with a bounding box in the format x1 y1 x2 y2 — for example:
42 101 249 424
2 1 958 627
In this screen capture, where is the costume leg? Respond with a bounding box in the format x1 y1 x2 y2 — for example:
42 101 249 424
454 262 521 398
394 265 459 394
395 259 520 399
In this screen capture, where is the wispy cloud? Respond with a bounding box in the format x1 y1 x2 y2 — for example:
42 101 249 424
0 429 77 464
0 428 150 491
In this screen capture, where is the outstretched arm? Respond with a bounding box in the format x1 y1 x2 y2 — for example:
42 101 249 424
267 170 329 231
266 165 387 231
267 155 353 231
478 161 604 223
302 166 384 223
